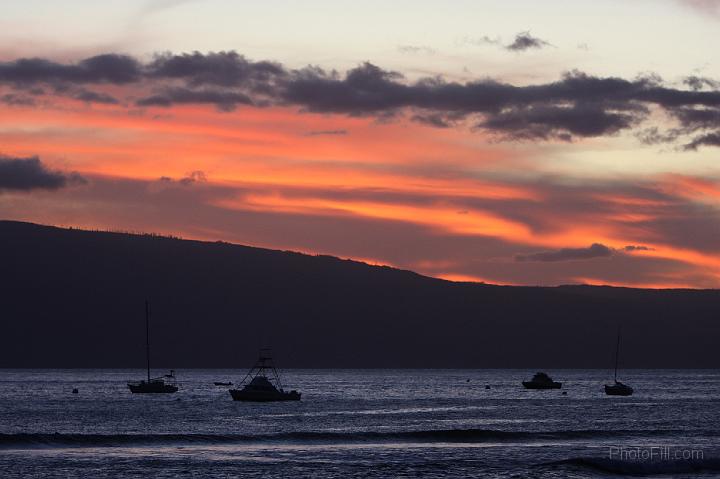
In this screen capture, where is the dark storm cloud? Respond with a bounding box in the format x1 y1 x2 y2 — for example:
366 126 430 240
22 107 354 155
2 51 720 146
514 243 613 262
0 155 86 191
505 32 550 51
278 67 719 142
0 54 141 86
478 103 641 140
282 62 409 114
146 51 286 88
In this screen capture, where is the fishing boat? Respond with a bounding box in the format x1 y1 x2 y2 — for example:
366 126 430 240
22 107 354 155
127 300 178 394
214 381 233 386
229 349 300 401
522 372 562 389
605 327 634 396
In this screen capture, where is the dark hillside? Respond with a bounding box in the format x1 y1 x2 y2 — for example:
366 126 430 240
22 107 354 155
1 220 718 368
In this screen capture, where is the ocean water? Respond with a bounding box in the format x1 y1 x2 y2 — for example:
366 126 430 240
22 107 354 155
1 369 719 478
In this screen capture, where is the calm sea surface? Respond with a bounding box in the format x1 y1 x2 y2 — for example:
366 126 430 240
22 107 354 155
1 369 719 478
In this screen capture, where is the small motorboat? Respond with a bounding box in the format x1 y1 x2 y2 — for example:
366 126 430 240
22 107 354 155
229 349 301 402
522 372 562 389
214 381 233 386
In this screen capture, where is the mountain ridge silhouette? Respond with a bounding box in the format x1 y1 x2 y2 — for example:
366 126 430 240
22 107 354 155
1 219 718 368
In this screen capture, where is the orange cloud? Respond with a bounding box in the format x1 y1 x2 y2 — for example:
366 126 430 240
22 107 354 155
434 273 515 285
2 96 720 289
659 174 720 203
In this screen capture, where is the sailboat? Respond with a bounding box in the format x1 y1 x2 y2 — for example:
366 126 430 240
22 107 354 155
604 327 633 396
229 349 300 401
127 300 178 394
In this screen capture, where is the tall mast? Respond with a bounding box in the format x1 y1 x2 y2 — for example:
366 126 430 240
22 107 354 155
614 326 621 382
145 300 151 382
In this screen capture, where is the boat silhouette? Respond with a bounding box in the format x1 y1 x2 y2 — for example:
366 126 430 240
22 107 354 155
605 327 634 396
229 349 300 401
127 300 178 394
522 372 562 389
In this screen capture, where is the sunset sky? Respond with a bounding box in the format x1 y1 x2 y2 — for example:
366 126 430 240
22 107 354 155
1 0 719 288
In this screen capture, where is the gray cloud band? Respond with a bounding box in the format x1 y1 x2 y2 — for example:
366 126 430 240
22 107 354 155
1 51 720 148
514 243 656 262
0 156 86 191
